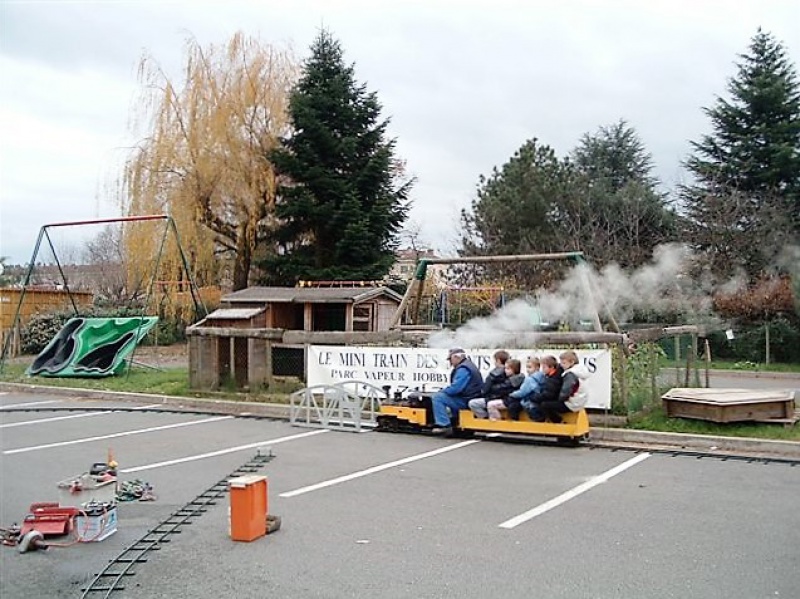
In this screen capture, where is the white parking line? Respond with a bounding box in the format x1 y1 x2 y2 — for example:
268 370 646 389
0 400 61 410
280 439 481 498
498 452 652 529
121 429 329 473
0 403 162 429
3 416 233 455
1 410 114 429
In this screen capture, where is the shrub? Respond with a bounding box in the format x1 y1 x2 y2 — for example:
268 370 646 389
20 304 190 355
611 342 665 415
707 317 800 364
20 311 73 355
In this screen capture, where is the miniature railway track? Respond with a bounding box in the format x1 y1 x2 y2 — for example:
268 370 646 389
588 443 800 466
0 405 278 420
79 450 274 598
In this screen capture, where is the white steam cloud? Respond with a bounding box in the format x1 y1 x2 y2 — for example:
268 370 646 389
428 298 538 349
428 243 726 349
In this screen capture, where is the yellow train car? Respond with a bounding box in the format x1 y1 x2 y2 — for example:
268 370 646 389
376 398 590 446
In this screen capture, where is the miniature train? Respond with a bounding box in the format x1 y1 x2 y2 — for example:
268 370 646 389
376 392 590 446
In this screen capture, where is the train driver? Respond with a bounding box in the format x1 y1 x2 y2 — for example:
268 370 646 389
431 348 484 436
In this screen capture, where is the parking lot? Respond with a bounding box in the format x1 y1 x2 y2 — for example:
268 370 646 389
2 390 799 599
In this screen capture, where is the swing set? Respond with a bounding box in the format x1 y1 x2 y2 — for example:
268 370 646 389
0 215 206 375
390 251 614 333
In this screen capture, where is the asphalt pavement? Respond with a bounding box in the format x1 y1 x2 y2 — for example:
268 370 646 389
1 386 799 599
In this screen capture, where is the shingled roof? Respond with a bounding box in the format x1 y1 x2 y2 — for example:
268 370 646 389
222 286 402 304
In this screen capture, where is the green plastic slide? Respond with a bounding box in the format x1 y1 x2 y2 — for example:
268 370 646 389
27 317 158 377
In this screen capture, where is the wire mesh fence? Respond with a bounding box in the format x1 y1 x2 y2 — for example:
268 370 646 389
272 346 304 378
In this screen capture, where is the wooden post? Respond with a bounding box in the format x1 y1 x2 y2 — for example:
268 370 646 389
620 347 628 414
704 339 711 388
576 261 603 332
345 305 353 332
265 339 274 387
691 333 700 387
411 278 426 325
389 278 419 328
649 343 658 404
765 322 771 365
684 338 692 387
249 338 268 389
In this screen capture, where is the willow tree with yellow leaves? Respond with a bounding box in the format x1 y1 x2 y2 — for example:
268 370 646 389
122 33 297 293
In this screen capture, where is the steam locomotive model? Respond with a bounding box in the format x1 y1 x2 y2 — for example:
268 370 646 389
376 389 590 446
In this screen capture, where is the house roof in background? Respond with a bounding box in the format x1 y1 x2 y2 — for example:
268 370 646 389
222 286 402 304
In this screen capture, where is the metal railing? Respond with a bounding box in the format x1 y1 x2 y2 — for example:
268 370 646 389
289 381 387 432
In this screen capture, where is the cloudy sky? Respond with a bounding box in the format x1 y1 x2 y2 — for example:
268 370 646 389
1 0 798 265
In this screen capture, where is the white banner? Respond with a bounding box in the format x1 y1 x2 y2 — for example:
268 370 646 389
307 346 612 409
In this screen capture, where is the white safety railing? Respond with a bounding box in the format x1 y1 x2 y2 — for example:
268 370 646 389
289 381 387 432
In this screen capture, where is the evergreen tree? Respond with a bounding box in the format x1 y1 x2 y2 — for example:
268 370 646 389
682 29 800 278
570 121 678 269
260 30 411 285
572 120 656 192
459 138 576 288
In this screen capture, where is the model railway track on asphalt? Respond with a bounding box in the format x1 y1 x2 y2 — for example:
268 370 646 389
587 443 800 466
79 450 274 598
0 405 281 420
4 407 800 467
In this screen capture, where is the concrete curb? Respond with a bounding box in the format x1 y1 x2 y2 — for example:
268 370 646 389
590 427 800 459
2 381 798 458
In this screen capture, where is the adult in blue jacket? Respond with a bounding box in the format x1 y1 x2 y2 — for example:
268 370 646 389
431 348 483 435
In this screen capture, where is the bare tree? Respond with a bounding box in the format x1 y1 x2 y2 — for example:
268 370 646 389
82 225 128 303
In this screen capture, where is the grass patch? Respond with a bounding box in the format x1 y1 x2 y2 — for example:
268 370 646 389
627 405 800 441
0 362 301 404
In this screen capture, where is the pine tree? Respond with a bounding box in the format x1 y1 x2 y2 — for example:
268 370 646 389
572 120 657 192
682 29 800 278
570 120 677 269
261 30 411 285
458 138 575 288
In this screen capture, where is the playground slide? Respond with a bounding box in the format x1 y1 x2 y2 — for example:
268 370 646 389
27 317 158 377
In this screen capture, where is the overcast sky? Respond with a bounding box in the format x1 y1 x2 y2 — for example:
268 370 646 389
1 0 798 265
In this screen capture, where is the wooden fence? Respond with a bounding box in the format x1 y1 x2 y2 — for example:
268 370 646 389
0 288 94 357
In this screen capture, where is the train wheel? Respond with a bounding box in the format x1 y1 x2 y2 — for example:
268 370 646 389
376 416 398 433
557 436 581 447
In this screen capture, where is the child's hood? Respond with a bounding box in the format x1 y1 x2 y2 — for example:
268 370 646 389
565 363 590 380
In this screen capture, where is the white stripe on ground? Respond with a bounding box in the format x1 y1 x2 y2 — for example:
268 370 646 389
280 439 481 498
0 400 61 410
121 429 329 473
1 410 114 428
498 452 652 529
0 403 162 429
3 415 233 455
